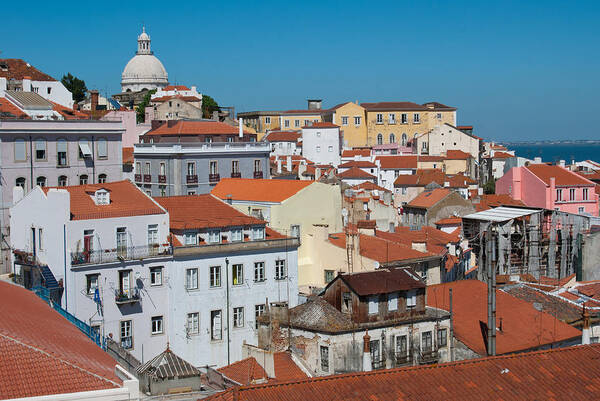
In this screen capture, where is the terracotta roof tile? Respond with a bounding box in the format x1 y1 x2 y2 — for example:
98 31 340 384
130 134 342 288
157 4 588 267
407 188 451 209
0 96 29 119
49 101 89 120
303 122 339 128
272 352 308 382
212 178 313 203
473 194 527 212
503 284 583 323
360 101 428 111
0 59 57 81
435 217 462 225
376 156 417 169
338 268 425 296
151 95 202 103
526 164 594 187
351 181 390 193
265 131 301 142
492 151 515 159
445 150 471 159
337 166 376 179
163 85 190 91
341 149 371 158
42 180 166 220
393 169 445 187
145 120 250 136
328 233 432 263
218 357 268 384
122 147 134 164
338 160 377 168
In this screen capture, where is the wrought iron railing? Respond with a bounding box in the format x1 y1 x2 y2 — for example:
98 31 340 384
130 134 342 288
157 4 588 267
143 174 152 183
114 288 141 305
231 172 241 178
186 174 198 184
71 244 171 266
394 352 412 366
254 171 263 179
419 348 439 364
209 173 220 183
134 174 142 182
158 175 167 183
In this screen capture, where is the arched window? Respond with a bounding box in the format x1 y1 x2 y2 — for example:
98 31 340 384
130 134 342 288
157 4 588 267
377 133 383 145
80 175 88 185
402 133 407 146
98 174 107 184
36 176 47 187
16 177 26 188
58 176 68 186
389 133 396 143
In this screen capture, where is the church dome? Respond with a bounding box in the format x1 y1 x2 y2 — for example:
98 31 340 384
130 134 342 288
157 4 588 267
121 27 168 92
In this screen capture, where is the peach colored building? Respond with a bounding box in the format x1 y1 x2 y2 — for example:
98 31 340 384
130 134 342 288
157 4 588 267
496 164 599 216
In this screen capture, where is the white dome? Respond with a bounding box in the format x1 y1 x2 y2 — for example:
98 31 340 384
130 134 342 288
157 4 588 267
120 27 169 92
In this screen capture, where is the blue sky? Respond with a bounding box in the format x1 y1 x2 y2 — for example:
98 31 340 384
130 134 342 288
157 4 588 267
2 1 599 141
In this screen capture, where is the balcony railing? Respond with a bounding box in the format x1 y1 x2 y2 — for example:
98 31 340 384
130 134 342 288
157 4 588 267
13 250 38 266
209 173 220 183
254 171 263 179
231 172 241 178
114 288 141 305
419 349 439 365
394 352 412 367
134 174 142 182
186 174 198 184
143 174 152 183
71 244 171 266
158 174 167 183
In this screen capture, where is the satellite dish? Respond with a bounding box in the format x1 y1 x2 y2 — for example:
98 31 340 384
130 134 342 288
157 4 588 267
374 261 380 269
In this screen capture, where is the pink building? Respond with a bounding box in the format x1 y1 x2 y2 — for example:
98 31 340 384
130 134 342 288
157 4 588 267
496 164 599 216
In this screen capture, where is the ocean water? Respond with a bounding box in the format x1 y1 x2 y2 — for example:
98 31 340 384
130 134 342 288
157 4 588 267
506 143 600 164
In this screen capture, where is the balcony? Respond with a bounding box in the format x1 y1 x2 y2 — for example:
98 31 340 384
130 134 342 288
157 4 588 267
231 172 241 178
71 244 172 266
134 174 142 182
209 173 220 184
174 237 300 257
186 174 198 184
158 175 167 183
254 171 263 179
394 352 412 367
143 174 152 183
419 349 439 365
114 288 141 305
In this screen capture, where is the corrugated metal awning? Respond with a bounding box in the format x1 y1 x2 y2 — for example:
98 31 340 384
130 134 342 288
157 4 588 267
79 143 92 157
462 206 539 222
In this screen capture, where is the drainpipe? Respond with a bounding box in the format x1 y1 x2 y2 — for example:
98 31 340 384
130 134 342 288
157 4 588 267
225 257 230 365
91 136 96 184
63 224 67 311
29 136 33 190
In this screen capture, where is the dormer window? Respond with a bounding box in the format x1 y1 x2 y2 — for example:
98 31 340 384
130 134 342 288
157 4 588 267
184 232 198 245
94 189 110 205
208 229 221 244
231 228 242 242
252 226 265 240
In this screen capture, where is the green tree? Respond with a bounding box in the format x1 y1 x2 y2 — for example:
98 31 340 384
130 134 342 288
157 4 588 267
202 95 219 118
61 73 87 103
136 89 157 123
483 178 496 194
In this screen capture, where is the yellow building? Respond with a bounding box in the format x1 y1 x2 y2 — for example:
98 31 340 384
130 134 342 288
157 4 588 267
322 102 368 148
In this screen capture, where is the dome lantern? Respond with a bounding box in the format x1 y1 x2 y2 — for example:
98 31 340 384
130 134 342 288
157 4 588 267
137 26 152 55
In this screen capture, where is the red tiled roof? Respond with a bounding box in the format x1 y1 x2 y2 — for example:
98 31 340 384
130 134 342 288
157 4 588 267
376 156 417 169
445 150 471 160
303 122 339 128
0 59 57 81
457 125 473 130
218 357 268 384
337 167 376 179
0 281 121 399
351 181 390 193
427 280 581 355
42 180 166 220
212 178 313 203
272 352 308 382
341 149 371 158
435 216 462 225
0 97 29 119
145 120 250 136
576 170 600 182
122 147 134 164
493 151 514 159
337 268 425 296
422 101 456 110
576 282 600 300
151 95 202 103
376 227 458 256
328 233 433 263
527 164 595 187
360 101 428 111
265 131 301 142
49 101 90 120
407 188 451 209
155 194 265 230
338 160 377 168
473 194 527 212
163 85 190 91
205 345 600 401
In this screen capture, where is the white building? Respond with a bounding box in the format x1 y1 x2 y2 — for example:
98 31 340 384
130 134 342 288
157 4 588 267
414 124 480 161
264 131 302 157
375 156 417 191
0 59 74 107
121 27 169 93
302 122 341 166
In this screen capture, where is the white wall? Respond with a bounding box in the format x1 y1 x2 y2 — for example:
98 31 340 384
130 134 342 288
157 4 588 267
302 127 341 166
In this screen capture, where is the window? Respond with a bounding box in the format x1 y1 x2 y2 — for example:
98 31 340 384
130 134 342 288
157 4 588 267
252 226 265 240
570 188 575 201
401 187 407 195
187 312 199 335
341 116 348 126
184 232 197 245
96 190 109 205
376 113 383 124
135 162 141 174
205 136 213 143
320 346 329 372
254 262 265 282
47 87 51 94
406 290 417 308
591 337 600 344
275 260 286 280
97 138 107 158
389 113 396 124
58 175 67 186
36 176 46 187
209 160 218 175
210 266 221 287
328 145 333 152
186 268 198 290
80 175 88 185
377 133 383 145
78 138 91 159
16 177 25 188
233 307 244 328
388 292 398 311
354 116 361 125
422 331 432 351
396 335 407 356
324 269 335 283
556 189 562 201
35 139 46 160
116 227 127 257
254 159 261 173
401 113 408 124
368 296 378 314
584 188 589 200
316 145 321 153
144 162 150 175
232 160 240 175
208 229 220 243
232 264 244 285
150 267 162 286
342 292 352 313
15 139 26 161
120 320 133 349
437 328 447 347
290 224 300 238
187 162 196 176
294 119 300 128
98 174 107 183
579 207 585 214
86 274 99 295
304 119 310 126
255 304 265 329
389 133 396 143
265 116 271 124
151 316 163 334
159 162 166 176
284 120 290 128
437 112 442 119
231 227 242 242
413 113 420 123
370 339 380 367
421 142 427 151
211 310 222 340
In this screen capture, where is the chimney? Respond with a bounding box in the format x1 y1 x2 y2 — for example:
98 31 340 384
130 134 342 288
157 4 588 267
444 181 450 187
534 157 542 164
90 90 99 111
0 77 6 96
363 330 372 372
286 155 292 172
559 160 565 168
191 85 197 93
239 118 244 138
22 76 31 92
212 110 219 121
315 167 321 180
582 305 591 345
277 158 282 174
298 163 306 178
307 99 322 110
